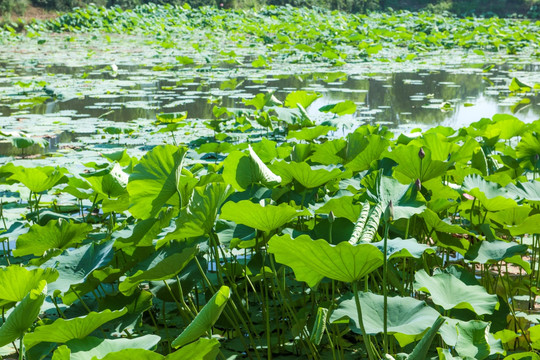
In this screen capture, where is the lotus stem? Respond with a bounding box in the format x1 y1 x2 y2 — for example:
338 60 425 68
383 220 389 355
352 281 376 360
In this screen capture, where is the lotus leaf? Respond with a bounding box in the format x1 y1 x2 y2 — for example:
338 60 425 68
268 234 383 287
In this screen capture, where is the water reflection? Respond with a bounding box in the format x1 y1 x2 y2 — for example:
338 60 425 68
0 62 539 155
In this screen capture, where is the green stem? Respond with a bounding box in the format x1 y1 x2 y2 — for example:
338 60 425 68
19 335 23 360
353 281 376 360
383 221 389 355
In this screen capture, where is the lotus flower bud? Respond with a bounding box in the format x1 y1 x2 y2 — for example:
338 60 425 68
534 154 539 163
385 200 394 222
415 178 422 191
418 147 425 160
328 211 335 224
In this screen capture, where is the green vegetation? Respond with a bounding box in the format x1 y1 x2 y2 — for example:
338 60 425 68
1 4 540 360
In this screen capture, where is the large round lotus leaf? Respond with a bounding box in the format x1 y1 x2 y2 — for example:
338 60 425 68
127 145 187 220
13 219 92 257
8 166 67 193
268 234 383 287
330 292 440 336
220 200 303 233
386 144 450 183
414 269 498 315
272 161 342 189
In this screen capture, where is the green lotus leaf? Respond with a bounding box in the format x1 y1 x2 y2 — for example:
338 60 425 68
344 135 390 172
509 77 532 93
222 146 281 191
440 318 503 359
386 144 450 183
315 195 360 223
506 181 540 204
127 145 187 220
437 348 462 360
0 281 47 347
63 335 161 360
272 161 342 189
13 219 92 257
284 90 321 109
371 237 436 259
113 208 175 250
220 200 303 233
268 234 383 287
506 214 540 236
462 175 518 211
40 241 115 298
10 136 48 149
82 163 128 199
8 166 67 193
516 132 540 160
408 317 445 360
330 291 440 335
482 114 526 140
455 321 491 360
366 175 426 220
319 100 356 116
414 269 498 315
24 309 128 350
97 349 162 360
309 139 347 165
119 245 198 296
94 338 219 360
503 352 540 360
0 266 58 307
287 125 336 142
172 286 230 349
465 240 528 264
310 307 328 346
166 182 234 239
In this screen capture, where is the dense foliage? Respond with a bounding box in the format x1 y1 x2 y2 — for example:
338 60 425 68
1 0 539 18
1 3 540 360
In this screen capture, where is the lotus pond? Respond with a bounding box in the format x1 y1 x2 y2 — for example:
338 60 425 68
1 4 540 360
